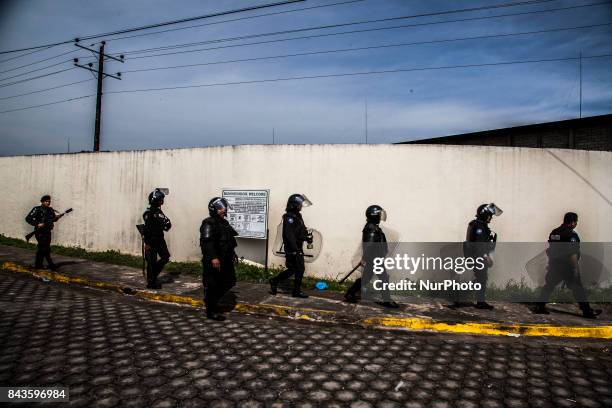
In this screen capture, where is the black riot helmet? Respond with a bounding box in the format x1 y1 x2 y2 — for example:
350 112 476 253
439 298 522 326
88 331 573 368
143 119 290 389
366 205 387 224
148 189 166 207
208 197 232 217
286 193 312 212
476 203 503 222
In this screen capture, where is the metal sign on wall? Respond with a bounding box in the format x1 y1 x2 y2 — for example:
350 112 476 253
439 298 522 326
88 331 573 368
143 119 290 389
222 189 269 239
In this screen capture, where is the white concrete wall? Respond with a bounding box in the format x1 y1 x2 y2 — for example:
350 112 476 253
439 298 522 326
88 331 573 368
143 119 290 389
1 144 611 279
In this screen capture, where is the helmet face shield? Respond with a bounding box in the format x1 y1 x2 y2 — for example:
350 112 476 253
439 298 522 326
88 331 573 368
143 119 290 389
212 197 232 211
380 209 387 222
486 203 503 216
300 194 313 207
157 188 170 196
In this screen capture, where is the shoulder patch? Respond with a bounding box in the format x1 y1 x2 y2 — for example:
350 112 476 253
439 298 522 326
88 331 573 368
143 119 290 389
287 217 294 224
475 228 483 235
570 237 577 242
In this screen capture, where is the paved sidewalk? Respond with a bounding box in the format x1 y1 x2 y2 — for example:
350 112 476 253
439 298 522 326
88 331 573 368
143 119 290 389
1 244 611 339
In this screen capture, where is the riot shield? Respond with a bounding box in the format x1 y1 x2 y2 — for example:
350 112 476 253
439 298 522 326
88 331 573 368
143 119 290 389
350 225 402 267
272 222 323 263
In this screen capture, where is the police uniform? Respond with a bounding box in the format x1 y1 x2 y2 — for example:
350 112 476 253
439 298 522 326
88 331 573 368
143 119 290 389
270 211 310 297
25 204 57 269
464 218 496 304
539 224 590 310
200 215 238 317
142 206 171 288
345 221 394 303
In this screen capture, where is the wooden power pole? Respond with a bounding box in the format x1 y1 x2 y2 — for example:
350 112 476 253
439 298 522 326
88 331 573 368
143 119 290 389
74 40 124 152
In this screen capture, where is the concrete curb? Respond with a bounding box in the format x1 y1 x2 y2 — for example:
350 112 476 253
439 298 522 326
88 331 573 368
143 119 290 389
2 261 611 339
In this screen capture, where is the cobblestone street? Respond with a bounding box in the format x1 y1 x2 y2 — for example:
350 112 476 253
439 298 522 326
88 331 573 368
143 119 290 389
1 272 611 407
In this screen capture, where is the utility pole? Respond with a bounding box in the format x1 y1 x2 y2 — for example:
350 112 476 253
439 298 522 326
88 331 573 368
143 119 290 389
365 97 368 144
74 40 124 152
579 51 582 119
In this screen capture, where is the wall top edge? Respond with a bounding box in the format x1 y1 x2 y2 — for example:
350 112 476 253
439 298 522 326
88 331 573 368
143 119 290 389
1 143 610 159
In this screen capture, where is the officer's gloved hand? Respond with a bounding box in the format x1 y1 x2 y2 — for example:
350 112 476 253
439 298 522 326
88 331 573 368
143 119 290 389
163 218 172 231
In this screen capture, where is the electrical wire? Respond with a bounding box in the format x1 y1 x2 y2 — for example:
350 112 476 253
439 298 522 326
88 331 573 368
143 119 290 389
114 0 560 57
0 79 93 101
0 95 94 114
0 0 306 55
0 68 76 89
105 53 612 95
117 1 612 61
104 0 367 43
121 22 612 74
3 54 611 114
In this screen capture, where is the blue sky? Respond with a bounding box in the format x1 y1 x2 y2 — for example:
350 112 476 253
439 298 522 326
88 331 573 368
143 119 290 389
0 0 611 155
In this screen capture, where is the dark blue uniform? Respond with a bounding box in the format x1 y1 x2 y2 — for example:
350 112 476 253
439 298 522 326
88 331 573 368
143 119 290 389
464 219 496 303
142 206 171 286
200 216 238 316
270 211 310 296
345 222 393 302
539 224 589 308
25 205 57 269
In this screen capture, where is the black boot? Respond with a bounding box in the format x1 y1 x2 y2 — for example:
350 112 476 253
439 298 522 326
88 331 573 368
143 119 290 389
269 278 278 295
452 301 474 308
292 292 309 298
377 301 400 309
475 301 494 310
533 303 550 314
582 308 602 319
207 312 226 321
147 280 162 289
344 294 358 304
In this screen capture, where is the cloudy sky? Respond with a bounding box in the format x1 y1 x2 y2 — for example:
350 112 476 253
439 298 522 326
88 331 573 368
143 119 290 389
0 0 611 155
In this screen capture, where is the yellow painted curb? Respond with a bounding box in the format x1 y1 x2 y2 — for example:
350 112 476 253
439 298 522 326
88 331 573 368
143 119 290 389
362 316 612 339
2 261 611 339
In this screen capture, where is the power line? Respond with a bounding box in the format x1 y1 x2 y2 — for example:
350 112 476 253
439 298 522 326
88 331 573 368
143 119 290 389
0 0 305 55
104 0 366 43
0 45 57 64
0 48 82 75
106 53 612 95
0 68 76 89
0 95 94 114
119 1 612 62
0 79 93 101
121 22 612 74
115 0 559 57
0 59 70 82
3 54 611 114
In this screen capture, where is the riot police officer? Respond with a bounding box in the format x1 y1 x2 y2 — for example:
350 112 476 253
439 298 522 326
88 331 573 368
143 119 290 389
25 195 62 270
462 203 502 309
344 205 399 308
269 194 313 298
200 197 238 321
534 212 602 318
142 189 172 289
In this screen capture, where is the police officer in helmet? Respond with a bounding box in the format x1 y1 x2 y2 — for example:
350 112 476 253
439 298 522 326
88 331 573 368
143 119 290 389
534 212 602 318
142 189 172 289
462 203 501 309
25 195 62 270
269 193 313 298
200 197 238 321
344 205 399 308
